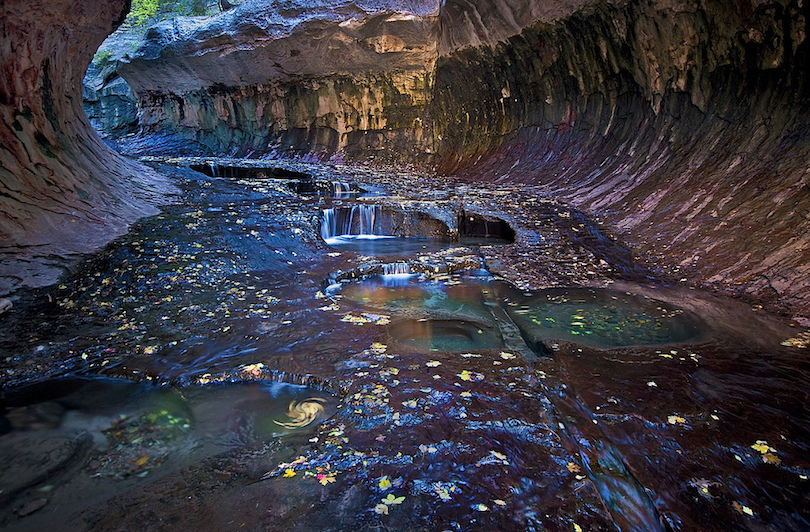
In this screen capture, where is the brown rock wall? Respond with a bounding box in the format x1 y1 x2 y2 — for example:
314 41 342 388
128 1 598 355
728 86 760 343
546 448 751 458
0 0 176 294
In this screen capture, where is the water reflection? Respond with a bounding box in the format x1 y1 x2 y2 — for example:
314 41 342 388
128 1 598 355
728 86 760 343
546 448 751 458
504 287 705 349
0 377 333 527
388 319 504 352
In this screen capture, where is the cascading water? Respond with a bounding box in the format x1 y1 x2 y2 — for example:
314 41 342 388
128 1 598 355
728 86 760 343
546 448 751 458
332 181 352 199
381 261 414 287
382 262 411 276
320 205 383 242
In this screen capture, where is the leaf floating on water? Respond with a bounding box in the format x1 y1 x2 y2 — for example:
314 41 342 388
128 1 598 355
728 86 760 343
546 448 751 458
780 330 810 348
458 370 484 382
374 503 389 515
667 415 686 425
751 440 776 454
474 503 489 512
762 453 781 465
733 501 754 516
382 493 405 506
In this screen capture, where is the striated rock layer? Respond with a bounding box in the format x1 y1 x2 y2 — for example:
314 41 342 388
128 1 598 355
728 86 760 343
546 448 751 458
0 0 176 294
433 0 810 317
118 0 441 160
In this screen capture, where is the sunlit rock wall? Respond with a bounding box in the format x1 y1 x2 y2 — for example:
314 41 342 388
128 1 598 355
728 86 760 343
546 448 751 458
118 0 441 160
0 0 175 294
433 0 810 317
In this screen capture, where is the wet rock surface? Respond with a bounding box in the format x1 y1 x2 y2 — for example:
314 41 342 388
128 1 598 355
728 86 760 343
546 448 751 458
0 160 807 531
0 0 177 296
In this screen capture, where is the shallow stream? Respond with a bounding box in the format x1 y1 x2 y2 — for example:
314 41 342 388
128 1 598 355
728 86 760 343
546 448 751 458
0 159 807 531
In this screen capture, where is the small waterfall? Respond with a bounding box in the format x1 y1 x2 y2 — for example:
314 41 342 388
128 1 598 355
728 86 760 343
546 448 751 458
353 204 377 235
320 205 380 240
332 181 352 198
382 262 411 276
321 208 337 240
381 261 414 287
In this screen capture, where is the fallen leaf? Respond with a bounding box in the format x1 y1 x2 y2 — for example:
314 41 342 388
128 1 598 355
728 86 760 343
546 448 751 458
379 476 392 491
382 493 405 505
374 503 389 515
762 453 781 465
751 440 776 454
667 415 686 425
733 501 754 516
283 468 296 478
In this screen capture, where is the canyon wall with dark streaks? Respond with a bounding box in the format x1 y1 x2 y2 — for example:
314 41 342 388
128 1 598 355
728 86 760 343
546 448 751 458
0 0 175 293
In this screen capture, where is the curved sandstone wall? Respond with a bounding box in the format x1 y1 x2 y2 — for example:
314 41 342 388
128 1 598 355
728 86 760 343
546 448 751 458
0 0 175 294
4 0 808 317
433 0 810 316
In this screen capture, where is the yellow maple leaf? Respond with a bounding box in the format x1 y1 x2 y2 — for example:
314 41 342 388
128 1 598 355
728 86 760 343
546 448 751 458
751 440 776 454
379 476 392 490
283 468 296 478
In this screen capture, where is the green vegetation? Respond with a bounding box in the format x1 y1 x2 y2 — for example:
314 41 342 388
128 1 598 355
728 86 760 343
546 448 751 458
128 0 160 26
124 0 216 27
92 50 113 67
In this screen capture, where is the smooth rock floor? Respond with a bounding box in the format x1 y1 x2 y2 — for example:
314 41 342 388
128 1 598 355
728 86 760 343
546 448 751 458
0 159 807 531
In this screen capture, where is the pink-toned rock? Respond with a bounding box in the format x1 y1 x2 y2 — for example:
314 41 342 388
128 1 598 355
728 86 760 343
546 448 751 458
0 0 176 295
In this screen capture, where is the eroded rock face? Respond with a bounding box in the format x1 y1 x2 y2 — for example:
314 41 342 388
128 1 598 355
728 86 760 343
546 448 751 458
118 0 441 159
83 65 139 137
4 0 809 316
433 0 810 316
0 0 176 294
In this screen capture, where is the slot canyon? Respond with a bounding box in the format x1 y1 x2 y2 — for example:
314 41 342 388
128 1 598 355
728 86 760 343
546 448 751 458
1 0 808 530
